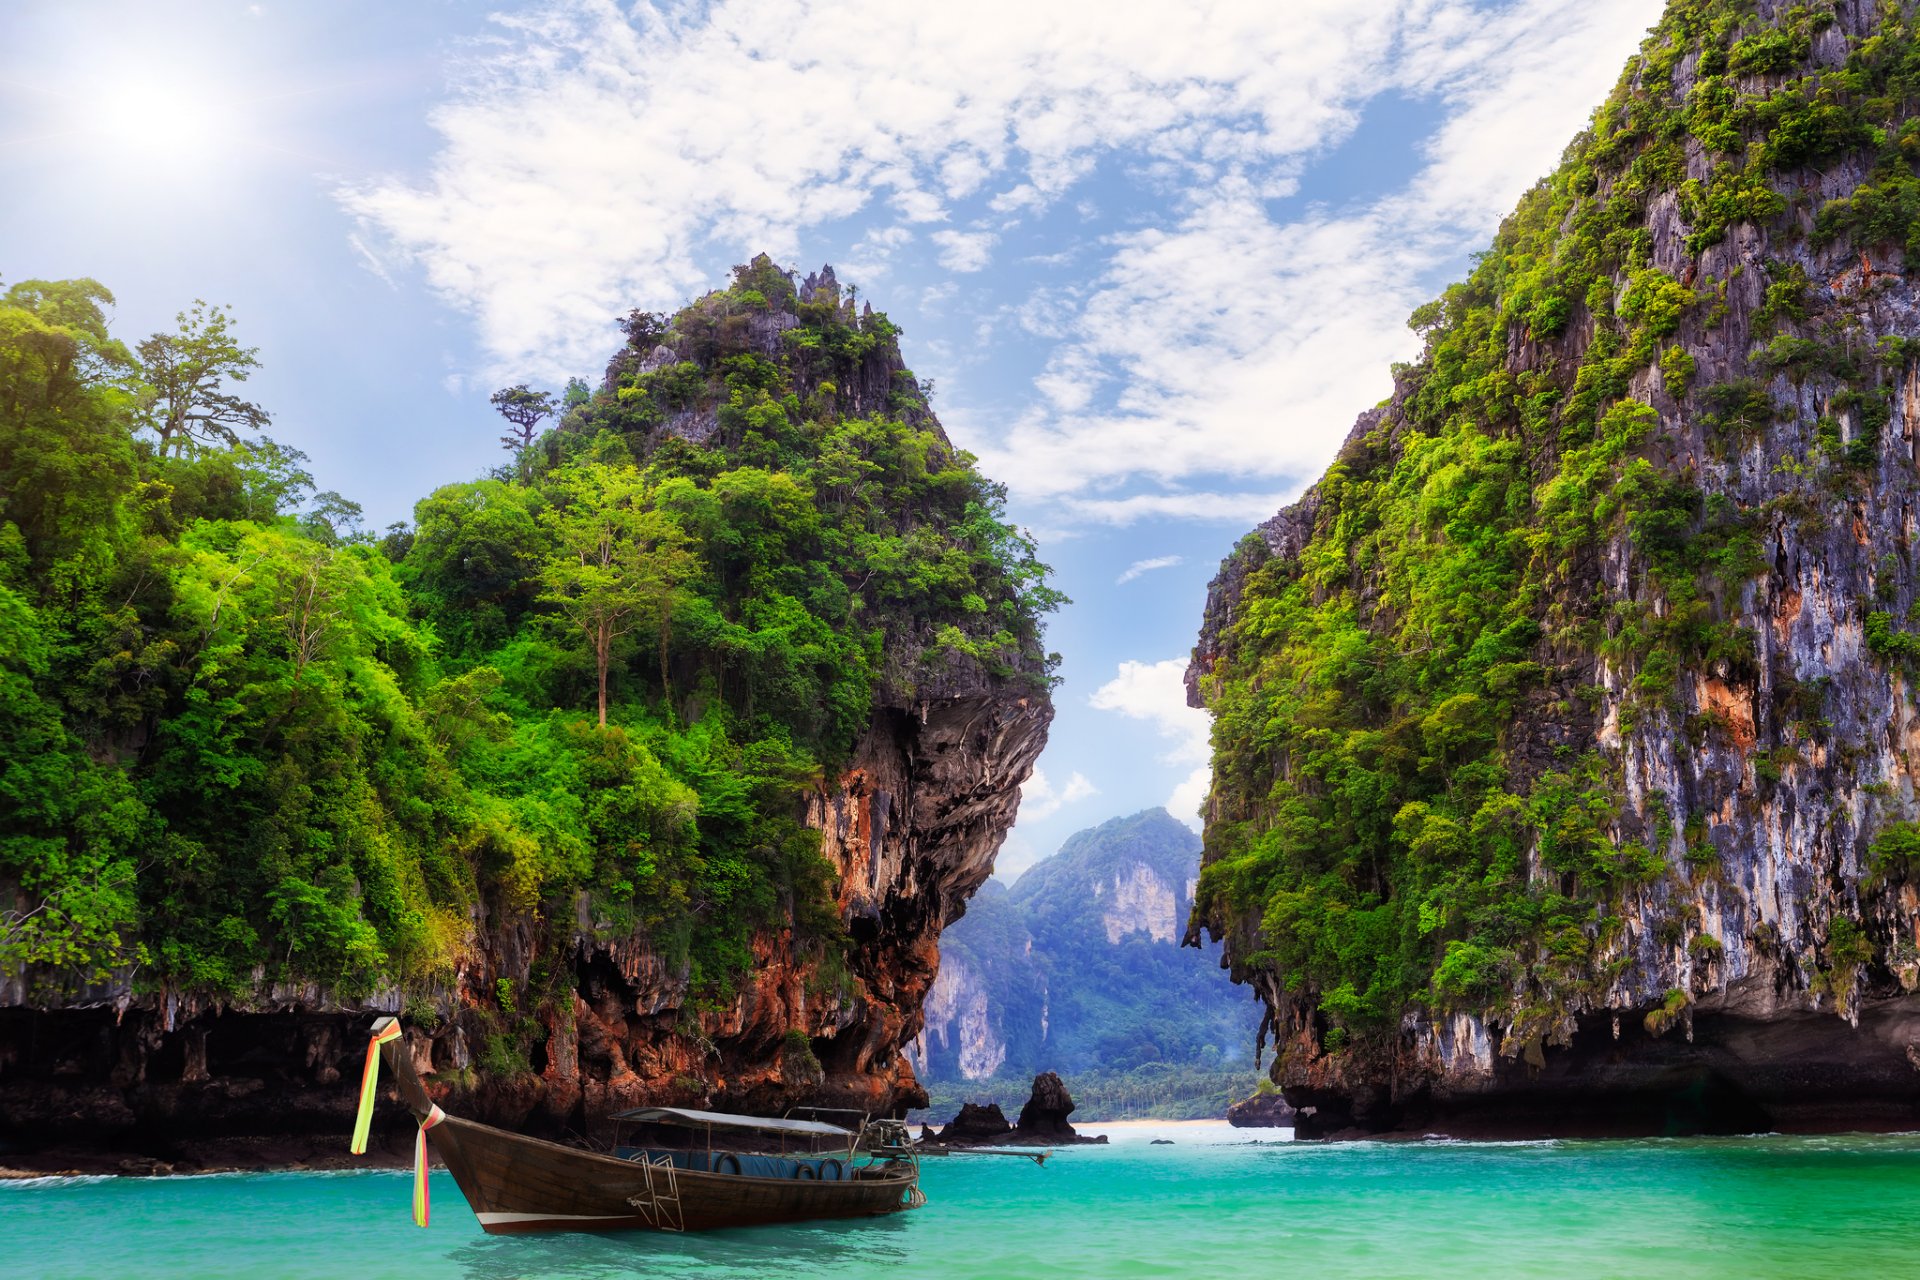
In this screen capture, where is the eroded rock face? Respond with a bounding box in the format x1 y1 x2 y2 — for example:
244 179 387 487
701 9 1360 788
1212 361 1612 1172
937 1101 1014 1143
1102 863 1179 945
1189 0 1920 1137
1226 1090 1297 1129
910 951 1009 1081
1014 1070 1080 1136
1009 1071 1106 1145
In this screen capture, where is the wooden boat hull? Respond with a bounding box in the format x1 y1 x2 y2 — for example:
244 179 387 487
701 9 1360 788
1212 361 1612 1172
373 1027 917 1234
428 1115 916 1234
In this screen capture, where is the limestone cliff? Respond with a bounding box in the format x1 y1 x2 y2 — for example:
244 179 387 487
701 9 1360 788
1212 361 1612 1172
912 949 1009 1080
1190 0 1920 1137
0 258 1051 1168
913 809 1257 1084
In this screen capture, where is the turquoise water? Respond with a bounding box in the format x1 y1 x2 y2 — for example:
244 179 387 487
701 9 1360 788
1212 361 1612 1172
7 1124 1920 1279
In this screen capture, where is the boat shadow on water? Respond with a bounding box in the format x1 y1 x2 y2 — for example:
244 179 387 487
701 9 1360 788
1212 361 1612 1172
446 1209 915 1279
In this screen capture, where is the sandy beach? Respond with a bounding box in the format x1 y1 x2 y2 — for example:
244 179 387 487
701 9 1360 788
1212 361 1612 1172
1075 1119 1291 1146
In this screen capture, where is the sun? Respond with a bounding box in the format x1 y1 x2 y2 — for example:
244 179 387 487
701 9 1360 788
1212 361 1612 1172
75 70 234 165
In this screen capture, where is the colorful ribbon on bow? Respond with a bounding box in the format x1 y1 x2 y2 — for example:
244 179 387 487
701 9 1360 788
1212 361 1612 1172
413 1104 446 1228
349 1020 403 1156
348 1021 444 1229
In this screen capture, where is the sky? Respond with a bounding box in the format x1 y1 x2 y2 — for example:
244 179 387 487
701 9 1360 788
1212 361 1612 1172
1 0 1666 879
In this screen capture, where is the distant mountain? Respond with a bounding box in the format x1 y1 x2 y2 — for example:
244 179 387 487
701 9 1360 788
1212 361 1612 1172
911 808 1261 1082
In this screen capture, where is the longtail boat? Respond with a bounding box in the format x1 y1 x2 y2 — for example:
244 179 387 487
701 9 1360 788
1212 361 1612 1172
349 1016 923 1234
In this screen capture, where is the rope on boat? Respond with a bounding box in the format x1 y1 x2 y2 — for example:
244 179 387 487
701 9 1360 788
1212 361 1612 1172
347 1021 444 1229
413 1105 445 1228
904 1185 927 1210
348 1020 403 1155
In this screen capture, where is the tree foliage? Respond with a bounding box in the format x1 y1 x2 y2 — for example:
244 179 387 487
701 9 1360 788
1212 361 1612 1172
137 301 271 457
536 463 695 726
490 383 556 472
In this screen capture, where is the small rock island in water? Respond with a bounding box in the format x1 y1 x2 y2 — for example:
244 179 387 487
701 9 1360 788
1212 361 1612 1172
932 1073 1108 1147
1227 1088 1297 1129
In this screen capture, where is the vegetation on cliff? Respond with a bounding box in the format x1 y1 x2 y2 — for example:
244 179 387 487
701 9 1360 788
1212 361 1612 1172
1191 0 1920 1064
0 258 1059 1037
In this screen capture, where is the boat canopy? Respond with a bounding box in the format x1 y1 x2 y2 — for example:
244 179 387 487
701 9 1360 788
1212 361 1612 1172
609 1106 855 1139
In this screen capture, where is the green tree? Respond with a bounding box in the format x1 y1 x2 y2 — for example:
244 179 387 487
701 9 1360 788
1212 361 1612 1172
402 479 546 658
137 301 270 457
538 462 694 726
0 278 140 579
302 490 365 545
0 278 137 411
491 384 555 458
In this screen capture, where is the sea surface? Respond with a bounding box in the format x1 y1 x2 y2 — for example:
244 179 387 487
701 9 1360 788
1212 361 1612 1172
7 1123 1920 1278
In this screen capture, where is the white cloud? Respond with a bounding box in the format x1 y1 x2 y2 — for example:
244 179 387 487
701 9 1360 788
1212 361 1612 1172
1116 555 1183 585
1089 659 1208 765
343 0 1663 522
1166 767 1211 831
1090 658 1211 830
973 0 1663 519
1019 767 1098 822
346 230 397 290
992 830 1046 882
342 0 1434 381
837 224 914 283
930 229 998 273
1062 488 1301 527
1033 349 1098 411
891 189 949 224
972 182 1425 500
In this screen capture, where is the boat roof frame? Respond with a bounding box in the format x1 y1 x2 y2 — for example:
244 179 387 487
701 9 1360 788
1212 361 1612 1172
608 1106 855 1139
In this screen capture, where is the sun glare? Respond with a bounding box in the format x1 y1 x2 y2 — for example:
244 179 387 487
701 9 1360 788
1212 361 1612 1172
75 71 235 166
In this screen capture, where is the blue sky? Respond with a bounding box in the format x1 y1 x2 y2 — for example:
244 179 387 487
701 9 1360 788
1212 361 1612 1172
1 0 1663 877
